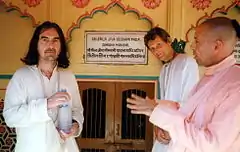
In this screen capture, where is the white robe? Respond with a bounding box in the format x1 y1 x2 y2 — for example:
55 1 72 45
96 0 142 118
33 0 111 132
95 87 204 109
152 54 199 152
3 65 84 152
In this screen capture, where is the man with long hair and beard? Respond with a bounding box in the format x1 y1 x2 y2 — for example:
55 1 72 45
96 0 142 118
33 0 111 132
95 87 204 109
3 21 84 152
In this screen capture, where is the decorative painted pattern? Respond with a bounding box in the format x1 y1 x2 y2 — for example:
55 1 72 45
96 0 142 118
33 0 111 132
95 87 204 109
190 0 211 10
0 2 39 27
141 0 161 9
22 0 42 7
72 0 90 8
0 101 17 152
236 0 240 9
66 0 155 42
185 1 238 42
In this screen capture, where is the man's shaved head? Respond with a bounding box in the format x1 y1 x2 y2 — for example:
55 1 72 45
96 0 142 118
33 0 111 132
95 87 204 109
191 17 239 67
199 17 237 44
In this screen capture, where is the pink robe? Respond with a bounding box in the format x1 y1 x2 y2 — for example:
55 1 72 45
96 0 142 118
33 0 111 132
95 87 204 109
150 55 240 152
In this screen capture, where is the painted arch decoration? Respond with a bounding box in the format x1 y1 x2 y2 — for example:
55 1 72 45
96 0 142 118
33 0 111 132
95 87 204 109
0 2 39 27
185 0 238 42
66 0 155 42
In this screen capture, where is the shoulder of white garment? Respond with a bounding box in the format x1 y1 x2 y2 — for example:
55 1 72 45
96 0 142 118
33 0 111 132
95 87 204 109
58 69 75 77
185 55 197 65
11 65 36 80
171 54 193 68
178 54 198 69
176 54 196 64
58 69 77 82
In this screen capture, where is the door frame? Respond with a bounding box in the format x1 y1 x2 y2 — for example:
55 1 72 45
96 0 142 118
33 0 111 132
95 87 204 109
76 78 158 151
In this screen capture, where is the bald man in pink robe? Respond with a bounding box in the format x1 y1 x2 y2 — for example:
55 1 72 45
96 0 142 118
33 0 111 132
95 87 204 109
127 17 240 152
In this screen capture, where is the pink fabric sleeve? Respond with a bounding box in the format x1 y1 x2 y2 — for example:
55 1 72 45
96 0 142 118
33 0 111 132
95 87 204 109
149 99 240 152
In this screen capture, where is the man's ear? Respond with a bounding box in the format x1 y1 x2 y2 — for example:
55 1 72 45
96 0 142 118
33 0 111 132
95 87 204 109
214 39 224 53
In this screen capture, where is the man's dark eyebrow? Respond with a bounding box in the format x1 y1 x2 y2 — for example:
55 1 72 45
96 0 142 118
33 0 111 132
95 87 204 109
39 36 60 39
40 36 48 39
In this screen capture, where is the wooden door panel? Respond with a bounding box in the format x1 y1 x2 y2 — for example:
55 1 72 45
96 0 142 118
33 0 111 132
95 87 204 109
77 81 155 152
115 82 154 152
77 82 115 151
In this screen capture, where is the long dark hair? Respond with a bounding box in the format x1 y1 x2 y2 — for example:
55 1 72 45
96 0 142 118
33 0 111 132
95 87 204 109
21 21 70 68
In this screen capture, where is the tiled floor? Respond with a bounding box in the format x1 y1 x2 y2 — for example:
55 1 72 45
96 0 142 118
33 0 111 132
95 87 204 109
0 102 16 152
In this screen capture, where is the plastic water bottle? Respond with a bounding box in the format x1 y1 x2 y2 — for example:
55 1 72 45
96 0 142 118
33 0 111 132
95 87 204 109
58 89 72 133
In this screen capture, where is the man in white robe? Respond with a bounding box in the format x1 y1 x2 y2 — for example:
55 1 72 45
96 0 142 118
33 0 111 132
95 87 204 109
127 17 240 152
144 27 199 152
3 21 84 152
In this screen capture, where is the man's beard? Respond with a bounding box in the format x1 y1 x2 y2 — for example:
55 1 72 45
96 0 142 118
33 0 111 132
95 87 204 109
43 48 58 61
44 55 57 61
